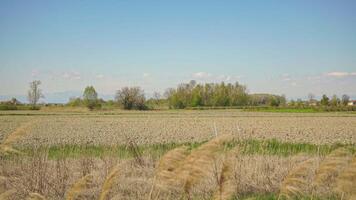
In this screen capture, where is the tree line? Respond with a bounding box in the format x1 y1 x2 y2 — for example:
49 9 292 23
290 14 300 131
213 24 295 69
69 80 287 110
1 80 354 111
67 86 147 110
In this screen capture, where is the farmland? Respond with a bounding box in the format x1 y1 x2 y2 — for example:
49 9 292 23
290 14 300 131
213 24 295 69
1 110 355 146
0 110 356 199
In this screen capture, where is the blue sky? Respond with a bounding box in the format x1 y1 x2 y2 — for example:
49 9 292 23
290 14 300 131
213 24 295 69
1 0 356 102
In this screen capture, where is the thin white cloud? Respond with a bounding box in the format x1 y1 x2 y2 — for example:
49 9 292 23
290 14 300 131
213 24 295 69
96 74 104 79
216 75 231 81
325 71 356 77
143 73 151 78
31 69 40 78
280 73 292 81
62 71 81 80
191 72 242 83
192 72 212 79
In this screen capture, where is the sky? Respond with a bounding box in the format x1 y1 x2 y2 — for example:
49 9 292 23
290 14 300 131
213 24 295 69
0 0 356 103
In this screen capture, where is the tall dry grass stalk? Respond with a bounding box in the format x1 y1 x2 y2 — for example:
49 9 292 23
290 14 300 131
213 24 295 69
65 174 93 200
213 146 239 200
278 158 316 199
0 121 35 156
99 163 121 200
312 148 351 192
155 146 189 187
148 146 190 200
27 192 46 200
334 154 356 200
176 134 233 195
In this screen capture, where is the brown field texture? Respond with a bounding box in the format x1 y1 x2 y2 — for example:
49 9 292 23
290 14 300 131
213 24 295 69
0 110 355 200
0 110 355 146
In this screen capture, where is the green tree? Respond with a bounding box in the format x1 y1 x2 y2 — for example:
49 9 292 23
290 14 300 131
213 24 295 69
330 95 340 107
269 96 280 107
191 92 203 107
166 81 251 109
320 94 329 106
67 97 83 107
83 86 100 110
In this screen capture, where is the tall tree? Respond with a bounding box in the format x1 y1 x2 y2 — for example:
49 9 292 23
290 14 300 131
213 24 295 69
83 86 100 110
320 94 329 106
330 94 340 107
27 80 44 107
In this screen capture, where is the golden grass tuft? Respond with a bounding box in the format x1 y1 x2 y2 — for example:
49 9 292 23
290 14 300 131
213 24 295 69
27 192 46 200
176 134 233 195
99 163 121 200
66 174 94 200
213 146 239 200
155 146 190 188
334 154 356 199
278 158 316 199
312 148 352 191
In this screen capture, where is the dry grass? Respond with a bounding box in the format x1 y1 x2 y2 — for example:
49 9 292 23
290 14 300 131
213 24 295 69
1 121 34 146
0 114 355 200
0 189 17 199
152 135 238 199
154 146 189 189
65 174 94 200
99 163 121 200
0 121 34 156
0 149 338 200
176 135 233 196
312 148 352 195
0 176 6 194
278 157 317 199
27 192 46 200
212 146 239 200
335 154 356 200
278 148 355 199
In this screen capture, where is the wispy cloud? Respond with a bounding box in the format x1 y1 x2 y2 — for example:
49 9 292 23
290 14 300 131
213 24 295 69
325 71 356 78
192 72 212 79
31 69 40 78
143 73 151 78
62 71 81 80
96 74 104 79
216 75 231 81
191 72 241 82
281 73 292 81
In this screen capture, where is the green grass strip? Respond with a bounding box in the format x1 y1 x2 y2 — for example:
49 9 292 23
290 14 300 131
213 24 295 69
10 138 354 160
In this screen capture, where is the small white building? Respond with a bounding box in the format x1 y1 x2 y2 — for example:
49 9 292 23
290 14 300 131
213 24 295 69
348 100 356 106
